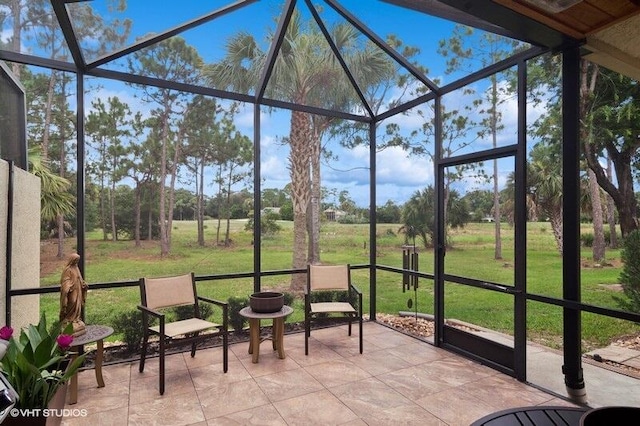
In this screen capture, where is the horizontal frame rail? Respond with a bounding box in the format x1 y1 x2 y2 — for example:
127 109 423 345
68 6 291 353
8 265 640 328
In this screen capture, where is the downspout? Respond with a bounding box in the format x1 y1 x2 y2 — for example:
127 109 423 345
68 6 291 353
76 73 87 326
562 45 587 404
5 162 14 326
434 96 444 346
369 121 377 319
253 104 261 293
514 59 528 381
77 73 86 276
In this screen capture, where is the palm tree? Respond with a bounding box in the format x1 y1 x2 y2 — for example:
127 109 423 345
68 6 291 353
205 10 392 290
528 142 564 255
28 146 75 232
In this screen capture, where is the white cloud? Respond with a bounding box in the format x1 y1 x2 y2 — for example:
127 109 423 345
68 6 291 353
261 153 288 183
377 147 432 186
232 102 271 130
260 134 276 149
381 107 426 132
85 84 152 120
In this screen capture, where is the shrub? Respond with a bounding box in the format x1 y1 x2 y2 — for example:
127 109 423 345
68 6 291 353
112 310 145 354
227 296 249 332
604 229 621 246
244 214 282 236
581 233 594 247
581 230 622 248
283 292 295 307
616 230 640 313
173 302 214 321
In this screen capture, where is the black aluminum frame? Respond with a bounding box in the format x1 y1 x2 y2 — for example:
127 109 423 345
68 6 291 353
2 0 640 400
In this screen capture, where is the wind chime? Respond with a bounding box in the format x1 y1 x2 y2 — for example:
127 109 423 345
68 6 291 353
402 241 419 320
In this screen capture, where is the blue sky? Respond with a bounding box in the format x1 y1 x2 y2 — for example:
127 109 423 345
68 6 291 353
4 0 536 208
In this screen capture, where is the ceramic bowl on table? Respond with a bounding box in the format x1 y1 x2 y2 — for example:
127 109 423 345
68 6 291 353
249 292 284 313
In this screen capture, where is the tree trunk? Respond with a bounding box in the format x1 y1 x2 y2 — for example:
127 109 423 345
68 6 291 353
215 167 223 245
197 160 205 247
443 179 451 246
489 77 502 260
289 110 312 292
134 183 141 247
224 165 233 246
166 106 189 251
493 159 502 260
56 116 66 259
100 185 107 241
579 61 605 263
308 120 324 265
549 209 564 256
584 138 639 238
159 105 170 257
56 214 65 258
41 70 57 160
580 60 639 239
606 158 618 249
147 186 153 241
308 115 333 265
588 168 606 263
9 0 22 78
110 183 117 242
166 135 182 251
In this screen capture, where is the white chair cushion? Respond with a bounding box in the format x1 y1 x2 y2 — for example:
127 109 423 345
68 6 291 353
310 302 356 314
150 318 219 338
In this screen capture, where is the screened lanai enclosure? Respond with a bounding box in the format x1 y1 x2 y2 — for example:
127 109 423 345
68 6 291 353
2 0 640 406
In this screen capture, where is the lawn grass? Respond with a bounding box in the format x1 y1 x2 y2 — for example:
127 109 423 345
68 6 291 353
37 220 639 352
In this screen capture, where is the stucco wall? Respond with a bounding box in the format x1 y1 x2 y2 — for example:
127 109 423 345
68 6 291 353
0 159 41 330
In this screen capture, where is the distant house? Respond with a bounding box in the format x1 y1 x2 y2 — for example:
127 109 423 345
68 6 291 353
324 208 346 221
261 207 281 216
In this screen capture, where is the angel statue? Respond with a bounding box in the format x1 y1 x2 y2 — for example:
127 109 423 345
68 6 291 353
59 253 88 336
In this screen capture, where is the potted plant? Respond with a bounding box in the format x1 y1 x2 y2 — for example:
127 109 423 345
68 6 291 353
0 314 86 425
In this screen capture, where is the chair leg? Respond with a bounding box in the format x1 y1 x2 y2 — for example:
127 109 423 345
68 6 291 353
191 332 199 358
159 337 165 395
223 331 228 373
359 315 363 354
139 331 149 373
348 318 352 336
305 315 310 355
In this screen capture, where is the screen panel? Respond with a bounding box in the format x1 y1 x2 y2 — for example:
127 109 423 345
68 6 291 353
0 61 27 170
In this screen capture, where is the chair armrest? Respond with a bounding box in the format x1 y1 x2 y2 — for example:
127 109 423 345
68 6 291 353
304 290 311 313
349 284 363 314
197 296 228 331
138 304 164 319
197 295 227 307
138 304 165 334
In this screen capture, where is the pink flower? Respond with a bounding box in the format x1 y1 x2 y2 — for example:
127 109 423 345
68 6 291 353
56 334 74 349
0 326 13 340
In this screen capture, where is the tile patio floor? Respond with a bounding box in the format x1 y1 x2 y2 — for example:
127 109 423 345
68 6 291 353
61 322 583 426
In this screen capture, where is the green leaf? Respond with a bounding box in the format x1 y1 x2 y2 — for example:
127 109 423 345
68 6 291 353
33 335 55 368
1 313 85 409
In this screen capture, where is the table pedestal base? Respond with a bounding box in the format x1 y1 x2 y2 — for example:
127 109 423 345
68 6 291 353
240 306 293 364
248 317 286 363
67 325 113 405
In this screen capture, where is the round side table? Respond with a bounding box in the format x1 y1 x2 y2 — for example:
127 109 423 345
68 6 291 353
239 306 293 363
68 324 114 405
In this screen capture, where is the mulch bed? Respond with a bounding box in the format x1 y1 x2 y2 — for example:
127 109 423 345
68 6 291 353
81 315 640 381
